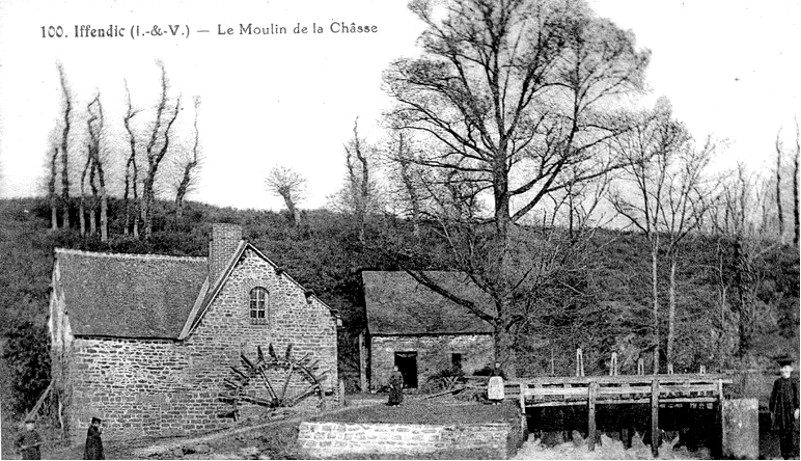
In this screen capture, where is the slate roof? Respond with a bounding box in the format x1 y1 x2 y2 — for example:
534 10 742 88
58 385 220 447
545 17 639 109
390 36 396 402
362 271 494 336
55 249 208 339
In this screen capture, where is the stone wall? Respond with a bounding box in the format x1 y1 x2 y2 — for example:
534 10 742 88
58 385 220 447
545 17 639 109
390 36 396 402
370 334 493 390
56 248 338 444
298 421 514 458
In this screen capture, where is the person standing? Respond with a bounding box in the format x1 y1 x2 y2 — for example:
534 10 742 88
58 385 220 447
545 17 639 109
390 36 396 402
388 365 404 407
16 418 42 460
83 417 104 460
488 361 505 404
770 356 799 460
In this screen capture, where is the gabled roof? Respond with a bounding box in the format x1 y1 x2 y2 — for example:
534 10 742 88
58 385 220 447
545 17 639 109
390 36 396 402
55 249 207 339
362 271 494 336
180 241 338 339
55 241 338 341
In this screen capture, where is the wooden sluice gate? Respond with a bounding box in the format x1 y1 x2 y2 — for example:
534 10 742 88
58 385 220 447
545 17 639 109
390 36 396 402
475 350 735 457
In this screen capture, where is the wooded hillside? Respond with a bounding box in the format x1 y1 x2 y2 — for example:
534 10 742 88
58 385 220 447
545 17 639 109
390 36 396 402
1 196 797 423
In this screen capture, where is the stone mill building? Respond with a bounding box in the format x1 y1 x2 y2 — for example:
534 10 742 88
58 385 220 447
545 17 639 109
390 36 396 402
48 223 339 443
361 271 494 390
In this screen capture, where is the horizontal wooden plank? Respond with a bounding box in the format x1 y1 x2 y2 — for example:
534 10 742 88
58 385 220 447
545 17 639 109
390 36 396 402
525 384 718 398
526 387 588 397
525 397 719 408
510 374 731 386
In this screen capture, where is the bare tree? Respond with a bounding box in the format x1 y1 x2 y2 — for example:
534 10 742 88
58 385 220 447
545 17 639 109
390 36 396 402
382 0 649 375
388 130 423 238
123 81 140 237
331 118 380 241
775 131 785 243
56 63 72 228
86 93 108 241
662 141 716 365
78 147 90 236
174 96 202 218
47 146 58 230
707 164 774 357
609 99 690 373
265 166 306 225
141 62 182 238
793 118 800 246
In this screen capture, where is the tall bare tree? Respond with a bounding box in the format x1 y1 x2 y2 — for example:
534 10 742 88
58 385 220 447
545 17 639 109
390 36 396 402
141 62 182 238
661 140 716 365
610 100 688 373
793 118 800 246
56 63 72 228
265 166 306 225
382 0 649 375
174 96 202 219
331 118 380 241
388 130 423 238
78 147 91 236
123 81 140 237
86 93 108 241
775 131 785 243
47 146 58 230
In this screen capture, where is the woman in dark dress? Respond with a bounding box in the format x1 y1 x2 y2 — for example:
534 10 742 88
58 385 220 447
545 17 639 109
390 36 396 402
83 417 104 460
388 365 404 407
770 356 799 460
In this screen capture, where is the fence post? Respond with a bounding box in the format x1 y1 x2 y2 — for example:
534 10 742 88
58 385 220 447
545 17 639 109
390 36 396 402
588 381 599 451
576 348 584 377
651 379 660 457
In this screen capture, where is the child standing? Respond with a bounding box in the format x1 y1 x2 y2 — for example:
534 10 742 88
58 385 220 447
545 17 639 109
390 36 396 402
770 355 800 460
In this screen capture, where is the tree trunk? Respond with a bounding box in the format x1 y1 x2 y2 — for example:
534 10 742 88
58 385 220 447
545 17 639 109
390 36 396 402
50 201 58 230
733 239 751 357
651 236 660 374
100 194 108 242
49 147 59 230
666 257 677 366
776 138 785 242
89 203 96 236
794 137 799 246
493 318 517 379
79 197 85 236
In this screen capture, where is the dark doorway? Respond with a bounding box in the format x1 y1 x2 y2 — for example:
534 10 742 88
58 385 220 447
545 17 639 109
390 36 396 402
394 351 418 388
451 353 463 372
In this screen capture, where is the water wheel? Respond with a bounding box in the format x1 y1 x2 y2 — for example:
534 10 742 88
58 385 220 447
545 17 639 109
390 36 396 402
220 343 329 420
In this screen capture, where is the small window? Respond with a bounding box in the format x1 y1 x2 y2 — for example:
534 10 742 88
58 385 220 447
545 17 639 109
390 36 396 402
249 287 268 324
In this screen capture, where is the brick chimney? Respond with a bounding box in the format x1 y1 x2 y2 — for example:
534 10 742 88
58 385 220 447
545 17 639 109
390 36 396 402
208 223 242 284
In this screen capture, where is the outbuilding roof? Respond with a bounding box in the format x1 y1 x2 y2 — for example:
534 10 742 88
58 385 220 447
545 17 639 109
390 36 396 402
362 271 494 336
55 249 207 339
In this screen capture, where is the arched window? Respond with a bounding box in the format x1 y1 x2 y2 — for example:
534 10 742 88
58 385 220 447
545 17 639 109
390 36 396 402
249 287 269 324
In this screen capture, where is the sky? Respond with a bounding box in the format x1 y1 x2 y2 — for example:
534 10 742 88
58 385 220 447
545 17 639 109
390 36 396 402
0 0 799 212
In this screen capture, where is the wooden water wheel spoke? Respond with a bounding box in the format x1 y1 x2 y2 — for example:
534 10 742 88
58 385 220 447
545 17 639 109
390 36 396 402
220 343 326 419
286 385 320 407
279 363 295 403
258 368 279 402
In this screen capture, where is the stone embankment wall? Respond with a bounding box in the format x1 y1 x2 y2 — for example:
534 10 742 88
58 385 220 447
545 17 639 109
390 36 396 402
298 421 515 458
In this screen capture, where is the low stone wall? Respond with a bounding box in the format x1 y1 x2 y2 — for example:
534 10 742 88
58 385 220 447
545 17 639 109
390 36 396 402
298 421 514 458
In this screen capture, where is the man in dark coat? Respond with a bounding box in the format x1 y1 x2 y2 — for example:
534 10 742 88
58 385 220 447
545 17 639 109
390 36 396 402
770 356 799 460
388 365 404 407
83 417 104 460
16 419 42 460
